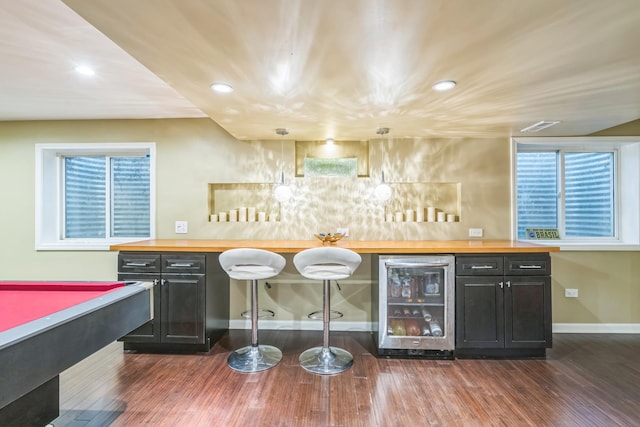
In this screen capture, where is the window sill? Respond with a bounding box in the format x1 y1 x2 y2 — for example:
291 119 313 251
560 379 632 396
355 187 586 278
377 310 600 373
519 240 640 251
36 238 148 251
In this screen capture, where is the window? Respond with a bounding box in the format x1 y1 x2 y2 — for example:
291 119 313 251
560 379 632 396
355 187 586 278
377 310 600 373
512 137 640 248
516 150 615 239
36 143 156 250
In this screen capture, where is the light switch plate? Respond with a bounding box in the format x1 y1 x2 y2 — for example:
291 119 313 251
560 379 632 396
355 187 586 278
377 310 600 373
468 228 483 237
337 227 349 237
565 288 579 298
175 221 188 234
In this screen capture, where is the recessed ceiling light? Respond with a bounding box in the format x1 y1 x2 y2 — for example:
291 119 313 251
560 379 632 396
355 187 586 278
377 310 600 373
210 82 234 93
74 65 95 76
432 80 456 91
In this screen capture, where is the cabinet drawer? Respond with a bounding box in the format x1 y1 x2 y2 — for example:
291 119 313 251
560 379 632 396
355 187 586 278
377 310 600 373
162 254 205 274
456 256 503 275
505 255 550 275
118 253 161 273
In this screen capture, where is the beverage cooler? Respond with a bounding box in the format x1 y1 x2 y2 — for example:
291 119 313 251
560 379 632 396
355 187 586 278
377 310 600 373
372 255 455 358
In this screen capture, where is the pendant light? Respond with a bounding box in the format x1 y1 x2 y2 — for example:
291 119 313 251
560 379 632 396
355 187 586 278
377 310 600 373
274 128 293 202
374 127 392 201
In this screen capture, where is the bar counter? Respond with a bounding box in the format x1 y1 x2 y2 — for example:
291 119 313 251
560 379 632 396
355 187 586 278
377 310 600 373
111 239 559 254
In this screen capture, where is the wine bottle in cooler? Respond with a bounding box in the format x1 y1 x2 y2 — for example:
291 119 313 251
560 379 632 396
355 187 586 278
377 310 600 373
390 272 402 298
421 321 432 336
390 319 406 336
429 319 443 337
401 278 412 298
421 307 432 321
405 319 421 336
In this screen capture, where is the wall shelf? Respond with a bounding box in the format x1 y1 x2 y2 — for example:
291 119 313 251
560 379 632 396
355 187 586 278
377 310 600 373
208 181 461 225
208 183 281 222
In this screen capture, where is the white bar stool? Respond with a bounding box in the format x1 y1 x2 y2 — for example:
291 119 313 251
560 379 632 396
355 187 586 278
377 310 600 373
219 248 286 373
293 247 362 375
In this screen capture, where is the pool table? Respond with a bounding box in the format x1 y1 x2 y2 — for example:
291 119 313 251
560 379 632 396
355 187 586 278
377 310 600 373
0 280 152 427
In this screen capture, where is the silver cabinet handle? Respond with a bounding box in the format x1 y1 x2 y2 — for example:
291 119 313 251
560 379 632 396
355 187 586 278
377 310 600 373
498 281 504 289
168 262 194 267
125 262 151 267
506 281 511 288
517 265 543 269
471 265 495 269
386 262 448 268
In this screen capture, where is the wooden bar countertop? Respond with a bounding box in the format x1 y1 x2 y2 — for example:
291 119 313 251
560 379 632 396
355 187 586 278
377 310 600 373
111 239 559 254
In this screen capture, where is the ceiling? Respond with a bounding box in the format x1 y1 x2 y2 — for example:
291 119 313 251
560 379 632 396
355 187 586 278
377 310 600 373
2 0 639 141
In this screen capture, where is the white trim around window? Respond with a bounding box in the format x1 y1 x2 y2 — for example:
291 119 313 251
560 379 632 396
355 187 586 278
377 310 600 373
511 137 640 251
35 142 156 251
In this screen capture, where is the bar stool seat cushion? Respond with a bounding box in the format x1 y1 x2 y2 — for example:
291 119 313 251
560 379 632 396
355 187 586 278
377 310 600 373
294 247 361 281
299 264 351 280
220 248 286 280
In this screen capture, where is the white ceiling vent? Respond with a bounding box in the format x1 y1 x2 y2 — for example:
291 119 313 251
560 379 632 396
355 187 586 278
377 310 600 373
520 121 560 133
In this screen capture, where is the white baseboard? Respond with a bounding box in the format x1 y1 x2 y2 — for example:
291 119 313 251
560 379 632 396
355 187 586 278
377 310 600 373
229 319 373 332
230 320 640 334
553 323 640 334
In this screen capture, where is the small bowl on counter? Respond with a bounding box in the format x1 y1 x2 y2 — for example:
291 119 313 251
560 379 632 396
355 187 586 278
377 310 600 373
314 233 345 244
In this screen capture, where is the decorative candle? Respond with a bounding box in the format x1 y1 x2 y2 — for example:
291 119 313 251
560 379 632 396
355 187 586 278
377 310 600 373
268 213 278 222
447 214 456 222
248 207 256 222
238 207 247 222
219 212 228 222
437 211 446 222
258 211 266 222
386 213 394 222
416 206 424 222
229 209 238 222
209 214 218 222
405 209 415 222
395 211 404 222
427 207 436 222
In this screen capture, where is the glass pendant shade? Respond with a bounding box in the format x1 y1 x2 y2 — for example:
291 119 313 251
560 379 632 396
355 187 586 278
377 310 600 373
374 170 392 201
274 170 292 202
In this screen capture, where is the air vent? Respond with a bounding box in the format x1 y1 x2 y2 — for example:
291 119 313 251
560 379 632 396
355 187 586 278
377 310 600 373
520 121 560 133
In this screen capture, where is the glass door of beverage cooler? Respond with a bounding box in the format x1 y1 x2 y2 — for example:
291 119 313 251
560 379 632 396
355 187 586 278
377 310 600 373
377 255 455 354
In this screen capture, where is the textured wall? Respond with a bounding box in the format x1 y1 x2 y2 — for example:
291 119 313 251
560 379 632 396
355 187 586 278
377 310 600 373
1 117 638 327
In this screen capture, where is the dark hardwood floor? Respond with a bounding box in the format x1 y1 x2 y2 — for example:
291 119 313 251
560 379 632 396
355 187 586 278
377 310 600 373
50 331 640 427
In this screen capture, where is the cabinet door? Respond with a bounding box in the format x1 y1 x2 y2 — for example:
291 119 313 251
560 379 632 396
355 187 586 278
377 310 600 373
118 274 161 342
504 276 552 348
161 275 206 344
455 277 504 349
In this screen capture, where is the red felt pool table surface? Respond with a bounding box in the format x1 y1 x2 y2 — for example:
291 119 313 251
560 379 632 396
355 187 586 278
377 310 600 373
0 281 125 332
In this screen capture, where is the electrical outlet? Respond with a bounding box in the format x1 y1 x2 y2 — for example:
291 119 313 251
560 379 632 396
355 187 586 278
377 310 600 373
175 221 188 234
565 288 579 298
468 228 483 237
337 227 349 237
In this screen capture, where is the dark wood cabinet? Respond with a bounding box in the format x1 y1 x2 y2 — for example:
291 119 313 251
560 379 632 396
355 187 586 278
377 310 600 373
117 252 229 352
455 254 552 358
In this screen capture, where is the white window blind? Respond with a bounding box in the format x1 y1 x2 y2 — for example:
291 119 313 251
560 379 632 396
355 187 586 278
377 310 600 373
64 156 150 239
516 150 615 240
564 152 614 237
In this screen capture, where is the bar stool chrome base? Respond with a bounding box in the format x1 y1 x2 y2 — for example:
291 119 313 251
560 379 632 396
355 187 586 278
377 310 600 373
227 344 283 373
299 346 353 375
